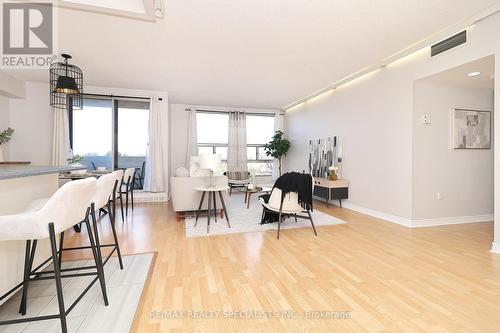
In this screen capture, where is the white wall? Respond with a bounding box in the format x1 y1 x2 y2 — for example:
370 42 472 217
0 96 10 159
285 64 415 220
9 82 53 164
0 71 25 99
412 82 494 220
284 11 500 234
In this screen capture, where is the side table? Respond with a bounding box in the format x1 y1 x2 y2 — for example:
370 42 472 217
194 185 231 233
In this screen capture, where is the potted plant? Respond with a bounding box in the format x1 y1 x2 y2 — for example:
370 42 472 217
67 154 86 174
264 130 291 177
0 127 14 162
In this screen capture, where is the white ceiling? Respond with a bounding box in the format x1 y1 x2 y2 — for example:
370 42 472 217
6 0 500 108
418 55 495 91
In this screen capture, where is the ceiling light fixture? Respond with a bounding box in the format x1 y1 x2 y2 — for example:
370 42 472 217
467 71 481 77
50 54 83 110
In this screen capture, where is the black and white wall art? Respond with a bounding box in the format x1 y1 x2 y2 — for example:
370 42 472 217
451 109 491 149
309 136 342 178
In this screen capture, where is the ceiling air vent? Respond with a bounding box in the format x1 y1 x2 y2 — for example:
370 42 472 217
431 30 467 57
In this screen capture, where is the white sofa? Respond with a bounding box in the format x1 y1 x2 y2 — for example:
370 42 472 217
170 175 229 221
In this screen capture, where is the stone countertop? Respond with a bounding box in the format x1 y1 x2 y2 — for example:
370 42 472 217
0 165 86 180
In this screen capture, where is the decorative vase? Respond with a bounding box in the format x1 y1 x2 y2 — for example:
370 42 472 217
329 171 337 181
0 146 4 162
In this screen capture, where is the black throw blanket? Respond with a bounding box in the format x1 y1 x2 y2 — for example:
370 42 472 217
273 172 313 211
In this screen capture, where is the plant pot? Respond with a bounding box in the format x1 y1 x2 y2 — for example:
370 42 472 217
0 146 4 162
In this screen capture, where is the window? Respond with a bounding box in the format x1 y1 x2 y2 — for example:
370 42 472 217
246 115 274 176
69 95 150 189
196 111 275 176
196 112 229 175
116 100 150 171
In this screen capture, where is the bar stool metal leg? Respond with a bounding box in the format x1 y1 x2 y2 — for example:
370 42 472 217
89 203 109 306
19 239 36 315
58 231 65 268
107 202 124 270
119 194 124 222
125 188 129 217
131 188 134 212
48 223 68 333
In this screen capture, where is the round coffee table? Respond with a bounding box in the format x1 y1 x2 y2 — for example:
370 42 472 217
194 185 230 233
241 186 272 209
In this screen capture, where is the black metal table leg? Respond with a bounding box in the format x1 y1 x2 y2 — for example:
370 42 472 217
218 191 230 228
213 191 217 223
195 191 206 227
207 191 212 233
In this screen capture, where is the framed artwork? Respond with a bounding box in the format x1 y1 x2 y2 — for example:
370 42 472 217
309 136 342 178
451 109 491 149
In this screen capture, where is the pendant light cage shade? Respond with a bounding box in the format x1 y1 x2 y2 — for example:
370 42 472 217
49 55 83 110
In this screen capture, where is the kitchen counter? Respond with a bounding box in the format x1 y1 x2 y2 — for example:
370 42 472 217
0 165 85 180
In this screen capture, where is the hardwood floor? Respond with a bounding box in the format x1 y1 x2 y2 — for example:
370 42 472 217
62 199 500 332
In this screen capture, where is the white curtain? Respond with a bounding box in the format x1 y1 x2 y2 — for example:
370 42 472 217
272 112 284 180
227 111 247 171
185 108 198 166
51 108 70 166
144 97 169 193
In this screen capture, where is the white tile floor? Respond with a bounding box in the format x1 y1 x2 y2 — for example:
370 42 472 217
0 253 153 333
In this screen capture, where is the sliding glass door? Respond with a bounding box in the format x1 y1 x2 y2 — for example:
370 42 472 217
116 99 150 175
69 95 150 189
71 98 113 170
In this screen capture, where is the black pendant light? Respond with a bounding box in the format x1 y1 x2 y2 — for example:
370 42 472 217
50 54 83 109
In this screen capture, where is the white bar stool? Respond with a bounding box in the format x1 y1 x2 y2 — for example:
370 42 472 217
0 177 108 333
59 171 124 270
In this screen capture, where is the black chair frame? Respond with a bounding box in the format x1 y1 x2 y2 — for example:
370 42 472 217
260 192 317 240
118 173 135 221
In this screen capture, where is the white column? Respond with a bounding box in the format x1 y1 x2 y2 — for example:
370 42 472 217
492 56 500 254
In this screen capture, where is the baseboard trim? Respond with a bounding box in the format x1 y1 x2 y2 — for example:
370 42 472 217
339 201 412 227
491 242 500 254
334 201 492 229
133 191 168 203
411 214 493 228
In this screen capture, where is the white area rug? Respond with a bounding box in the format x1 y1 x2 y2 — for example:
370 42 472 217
0 253 153 333
185 193 346 238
